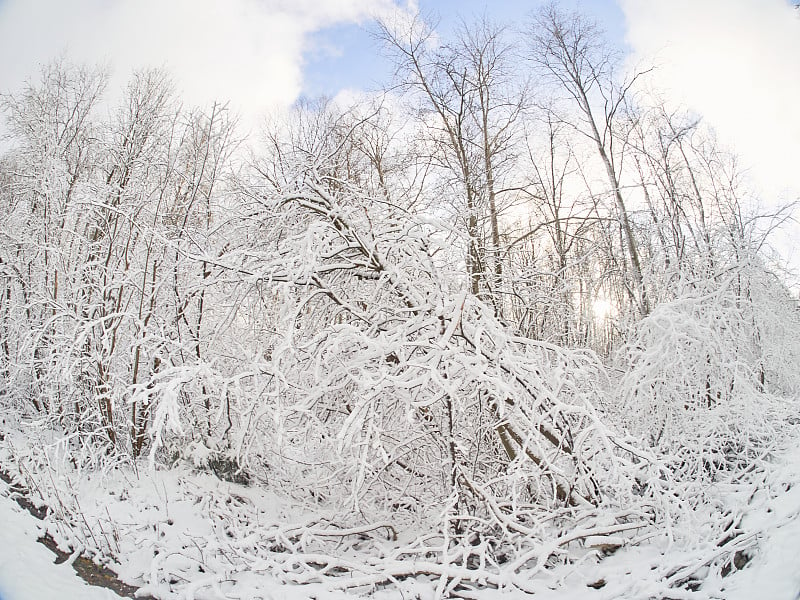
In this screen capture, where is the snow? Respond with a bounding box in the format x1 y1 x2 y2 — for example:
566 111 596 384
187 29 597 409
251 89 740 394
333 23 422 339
0 485 123 600
721 445 800 600
3 52 800 600
2 441 800 600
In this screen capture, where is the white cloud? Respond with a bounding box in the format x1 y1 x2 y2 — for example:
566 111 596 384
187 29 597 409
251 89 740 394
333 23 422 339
620 0 800 204
0 0 407 120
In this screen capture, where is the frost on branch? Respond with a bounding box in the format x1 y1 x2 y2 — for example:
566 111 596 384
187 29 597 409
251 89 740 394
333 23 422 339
619 258 800 484
235 170 646 561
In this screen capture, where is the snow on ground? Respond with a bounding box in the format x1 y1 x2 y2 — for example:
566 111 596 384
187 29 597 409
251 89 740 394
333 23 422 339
0 483 123 600
721 443 800 600
1 430 800 599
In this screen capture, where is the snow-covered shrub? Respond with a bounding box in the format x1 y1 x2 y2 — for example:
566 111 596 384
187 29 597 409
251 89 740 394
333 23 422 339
744 264 800 396
226 171 649 563
618 261 799 483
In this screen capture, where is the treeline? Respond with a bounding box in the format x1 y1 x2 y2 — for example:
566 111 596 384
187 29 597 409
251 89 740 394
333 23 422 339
0 4 798 586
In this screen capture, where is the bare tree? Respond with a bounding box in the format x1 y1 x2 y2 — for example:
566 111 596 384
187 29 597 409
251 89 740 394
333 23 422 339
508 111 599 344
0 60 107 422
378 14 524 314
528 3 650 316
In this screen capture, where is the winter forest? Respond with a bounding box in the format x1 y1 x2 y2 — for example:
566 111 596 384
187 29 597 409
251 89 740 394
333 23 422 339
0 5 799 600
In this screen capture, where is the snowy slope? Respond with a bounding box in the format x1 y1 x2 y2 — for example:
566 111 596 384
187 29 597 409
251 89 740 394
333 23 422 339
1 443 800 600
721 444 800 600
0 487 123 600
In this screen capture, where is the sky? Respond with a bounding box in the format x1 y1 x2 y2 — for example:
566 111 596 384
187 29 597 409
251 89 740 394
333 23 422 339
620 0 800 271
621 1 800 202
0 0 797 262
0 0 626 117
303 0 628 97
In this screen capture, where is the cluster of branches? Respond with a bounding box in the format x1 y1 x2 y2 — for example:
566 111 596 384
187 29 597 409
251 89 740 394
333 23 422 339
0 63 240 460
0 3 798 594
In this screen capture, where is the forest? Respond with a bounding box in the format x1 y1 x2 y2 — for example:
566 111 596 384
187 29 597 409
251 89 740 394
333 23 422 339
0 5 798 599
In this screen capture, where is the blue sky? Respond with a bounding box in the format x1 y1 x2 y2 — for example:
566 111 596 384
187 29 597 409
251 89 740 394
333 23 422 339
302 0 628 98
0 0 797 232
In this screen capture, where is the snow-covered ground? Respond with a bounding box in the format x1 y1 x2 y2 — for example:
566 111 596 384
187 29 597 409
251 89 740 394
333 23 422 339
0 487 123 600
1 437 800 600
721 445 800 600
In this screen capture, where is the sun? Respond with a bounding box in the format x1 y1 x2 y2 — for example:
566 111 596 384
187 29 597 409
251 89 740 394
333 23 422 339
592 298 615 321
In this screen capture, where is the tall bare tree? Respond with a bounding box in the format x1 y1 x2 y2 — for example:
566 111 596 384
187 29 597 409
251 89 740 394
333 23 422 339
528 3 650 316
378 14 524 314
